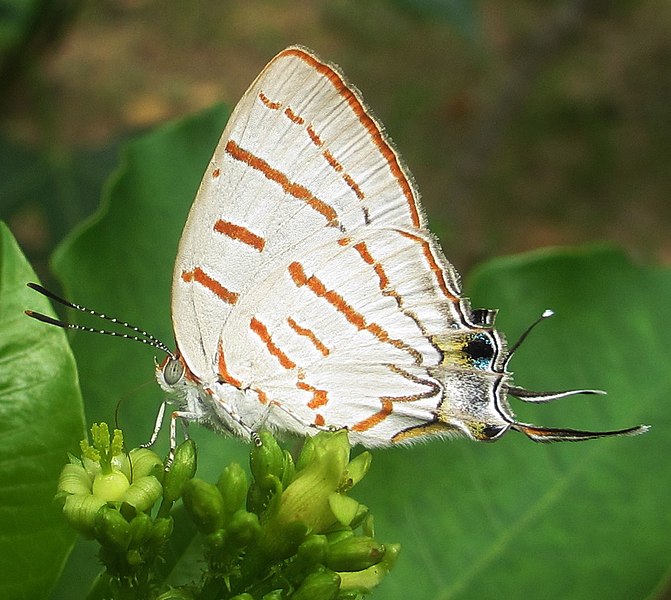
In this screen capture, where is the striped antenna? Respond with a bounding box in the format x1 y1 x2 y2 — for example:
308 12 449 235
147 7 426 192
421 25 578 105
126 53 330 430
25 282 174 358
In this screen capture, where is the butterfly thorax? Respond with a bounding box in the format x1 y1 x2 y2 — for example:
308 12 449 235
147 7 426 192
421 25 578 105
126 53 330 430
157 351 267 439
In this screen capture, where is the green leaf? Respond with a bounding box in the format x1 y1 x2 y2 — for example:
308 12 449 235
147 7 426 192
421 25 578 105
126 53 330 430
360 246 669 599
0 222 85 600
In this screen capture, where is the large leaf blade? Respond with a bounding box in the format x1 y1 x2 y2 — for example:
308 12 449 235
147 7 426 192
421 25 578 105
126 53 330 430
0 223 85 600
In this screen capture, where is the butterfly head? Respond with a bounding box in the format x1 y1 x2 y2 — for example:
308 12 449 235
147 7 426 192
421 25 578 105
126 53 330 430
155 352 195 397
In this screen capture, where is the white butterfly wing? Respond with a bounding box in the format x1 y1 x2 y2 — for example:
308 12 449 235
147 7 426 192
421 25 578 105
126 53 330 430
172 46 468 442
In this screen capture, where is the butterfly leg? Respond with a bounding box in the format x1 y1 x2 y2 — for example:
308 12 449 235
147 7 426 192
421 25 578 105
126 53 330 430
141 400 167 449
221 409 262 446
207 391 263 446
164 409 201 465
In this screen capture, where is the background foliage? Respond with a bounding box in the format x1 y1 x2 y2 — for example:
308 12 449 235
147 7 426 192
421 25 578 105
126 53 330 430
0 1 669 599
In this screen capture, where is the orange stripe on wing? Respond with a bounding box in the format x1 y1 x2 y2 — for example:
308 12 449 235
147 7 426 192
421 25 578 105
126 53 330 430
288 261 421 363
284 106 305 125
323 149 364 200
289 262 363 328
217 340 242 388
397 230 459 303
250 317 296 370
214 219 265 251
342 173 364 200
353 241 389 290
261 90 364 202
181 267 238 304
225 140 338 225
253 387 269 405
258 91 281 110
287 316 330 356
351 399 393 432
278 47 421 228
297 380 329 409
307 124 322 147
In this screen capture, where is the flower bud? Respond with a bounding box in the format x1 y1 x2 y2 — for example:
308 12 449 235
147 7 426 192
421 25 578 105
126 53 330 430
217 462 248 516
62 493 107 536
121 475 162 514
258 431 352 558
283 434 348 528
182 478 225 534
128 511 152 546
292 568 341 600
126 548 143 566
163 439 197 503
338 543 400 593
325 529 354 545
227 509 261 546
325 536 385 572
250 432 285 490
296 534 329 569
94 506 131 551
246 481 270 515
343 451 371 489
149 516 174 546
206 528 228 553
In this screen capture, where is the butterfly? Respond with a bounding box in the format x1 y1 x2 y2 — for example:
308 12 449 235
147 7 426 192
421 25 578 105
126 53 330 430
27 46 647 451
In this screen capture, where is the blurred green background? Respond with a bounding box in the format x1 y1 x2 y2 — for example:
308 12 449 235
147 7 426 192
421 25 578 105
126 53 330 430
2 0 669 283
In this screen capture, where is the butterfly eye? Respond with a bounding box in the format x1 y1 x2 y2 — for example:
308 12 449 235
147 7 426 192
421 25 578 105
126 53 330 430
163 358 185 386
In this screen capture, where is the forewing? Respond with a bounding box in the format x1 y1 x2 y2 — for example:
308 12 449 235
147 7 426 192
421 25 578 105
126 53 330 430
172 46 464 411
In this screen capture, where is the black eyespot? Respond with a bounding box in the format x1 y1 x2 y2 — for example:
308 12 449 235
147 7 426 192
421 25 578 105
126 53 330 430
463 333 493 359
463 333 494 370
163 358 184 386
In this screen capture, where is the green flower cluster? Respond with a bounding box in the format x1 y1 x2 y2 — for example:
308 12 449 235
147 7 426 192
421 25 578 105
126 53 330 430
181 430 399 599
56 425 398 600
